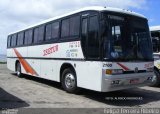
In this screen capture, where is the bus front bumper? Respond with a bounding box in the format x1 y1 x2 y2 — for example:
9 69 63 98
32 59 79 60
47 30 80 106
101 72 154 92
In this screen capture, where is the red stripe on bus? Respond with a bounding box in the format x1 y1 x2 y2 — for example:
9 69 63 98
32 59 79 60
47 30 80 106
13 48 38 76
117 63 130 71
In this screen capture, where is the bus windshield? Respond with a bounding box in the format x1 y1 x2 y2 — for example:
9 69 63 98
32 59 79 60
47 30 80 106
102 13 153 61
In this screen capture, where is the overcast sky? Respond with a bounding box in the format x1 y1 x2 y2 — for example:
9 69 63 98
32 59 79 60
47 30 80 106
0 0 159 55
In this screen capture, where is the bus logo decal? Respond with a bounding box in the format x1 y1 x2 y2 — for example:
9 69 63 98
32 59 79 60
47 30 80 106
43 45 58 56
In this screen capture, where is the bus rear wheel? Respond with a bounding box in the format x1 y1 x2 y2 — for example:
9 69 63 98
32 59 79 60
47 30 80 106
16 62 23 77
62 68 79 93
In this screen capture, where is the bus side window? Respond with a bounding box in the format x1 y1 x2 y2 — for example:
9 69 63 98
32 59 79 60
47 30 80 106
88 15 99 59
52 22 59 39
61 18 69 38
33 26 44 44
11 36 14 47
34 28 39 44
46 24 52 40
25 29 33 45
24 31 28 45
46 22 59 40
70 16 80 36
11 34 17 47
38 26 45 42
7 36 11 48
28 29 33 44
17 32 24 46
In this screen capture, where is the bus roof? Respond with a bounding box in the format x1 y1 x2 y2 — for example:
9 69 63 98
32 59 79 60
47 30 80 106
9 6 146 35
150 26 160 32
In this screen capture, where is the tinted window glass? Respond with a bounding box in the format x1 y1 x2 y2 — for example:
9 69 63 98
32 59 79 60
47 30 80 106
88 16 99 58
52 22 59 38
17 32 24 46
7 36 11 47
111 25 122 51
11 36 14 47
82 18 87 35
24 31 28 45
34 26 44 43
81 18 87 56
34 28 39 43
28 29 33 44
61 19 69 37
46 24 52 40
14 34 17 46
70 16 80 36
39 26 45 42
11 34 17 47
25 29 33 45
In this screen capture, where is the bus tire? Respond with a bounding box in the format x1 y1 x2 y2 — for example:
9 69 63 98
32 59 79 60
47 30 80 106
62 68 79 93
16 62 23 77
151 69 160 87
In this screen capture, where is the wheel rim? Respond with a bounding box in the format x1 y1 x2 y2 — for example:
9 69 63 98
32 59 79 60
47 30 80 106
65 73 75 89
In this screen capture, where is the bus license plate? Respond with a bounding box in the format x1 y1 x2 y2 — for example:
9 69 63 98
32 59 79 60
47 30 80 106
130 79 139 84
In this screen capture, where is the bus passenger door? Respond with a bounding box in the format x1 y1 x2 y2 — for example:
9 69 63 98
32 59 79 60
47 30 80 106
81 15 100 59
78 15 102 90
81 17 88 58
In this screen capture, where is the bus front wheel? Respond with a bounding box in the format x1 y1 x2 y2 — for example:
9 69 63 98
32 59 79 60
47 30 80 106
62 68 79 93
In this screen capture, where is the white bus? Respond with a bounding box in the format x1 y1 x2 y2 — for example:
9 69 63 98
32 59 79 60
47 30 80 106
7 6 154 93
150 26 160 86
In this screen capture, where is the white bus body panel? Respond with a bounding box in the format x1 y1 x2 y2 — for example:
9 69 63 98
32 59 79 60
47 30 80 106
7 49 13 71
7 41 103 91
7 40 154 92
74 61 102 91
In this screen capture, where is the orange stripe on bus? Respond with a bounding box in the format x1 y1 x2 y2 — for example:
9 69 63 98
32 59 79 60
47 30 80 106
13 48 38 76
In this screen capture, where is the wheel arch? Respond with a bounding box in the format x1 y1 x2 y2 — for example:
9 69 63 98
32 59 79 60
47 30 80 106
60 63 76 83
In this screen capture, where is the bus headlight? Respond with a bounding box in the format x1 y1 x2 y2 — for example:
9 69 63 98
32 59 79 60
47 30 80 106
106 69 123 75
146 67 154 72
